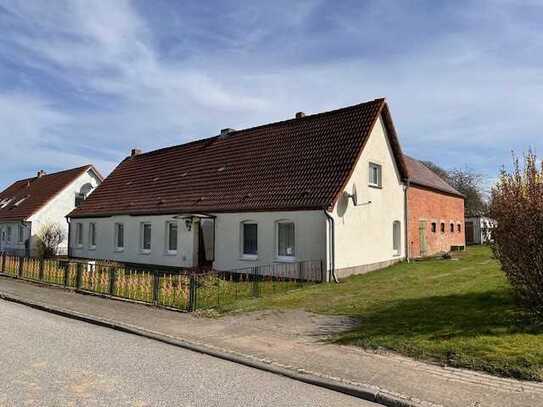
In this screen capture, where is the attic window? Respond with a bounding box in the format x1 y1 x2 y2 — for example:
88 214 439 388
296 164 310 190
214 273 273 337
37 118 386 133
181 172 188 177
153 177 160 182
218 166 226 172
0 198 12 208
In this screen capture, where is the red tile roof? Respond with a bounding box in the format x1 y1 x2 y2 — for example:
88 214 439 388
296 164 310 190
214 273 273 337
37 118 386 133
403 155 463 197
69 99 408 218
0 165 99 222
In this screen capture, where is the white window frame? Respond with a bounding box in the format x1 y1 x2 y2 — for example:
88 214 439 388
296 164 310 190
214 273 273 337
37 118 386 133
17 225 24 243
166 221 178 255
140 222 152 254
393 220 401 256
240 221 258 260
369 162 382 188
114 223 124 252
276 221 296 262
76 223 83 248
88 223 96 250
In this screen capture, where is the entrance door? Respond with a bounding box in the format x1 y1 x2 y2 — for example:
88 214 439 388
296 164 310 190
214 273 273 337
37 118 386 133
419 221 428 257
465 221 474 244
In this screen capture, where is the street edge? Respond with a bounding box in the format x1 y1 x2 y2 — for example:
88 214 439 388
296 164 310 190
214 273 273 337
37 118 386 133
0 291 430 407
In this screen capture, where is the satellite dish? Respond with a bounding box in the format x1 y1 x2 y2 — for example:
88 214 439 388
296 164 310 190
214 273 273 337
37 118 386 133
349 184 358 206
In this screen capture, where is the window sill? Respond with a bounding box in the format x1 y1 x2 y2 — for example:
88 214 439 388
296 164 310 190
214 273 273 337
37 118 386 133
76 245 83 249
368 184 382 189
240 254 258 261
88 246 96 251
114 248 124 253
165 251 177 256
275 256 297 263
140 249 151 255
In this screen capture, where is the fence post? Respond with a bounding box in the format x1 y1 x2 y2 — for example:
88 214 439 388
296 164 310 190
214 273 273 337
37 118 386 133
38 258 44 281
189 275 197 311
297 262 303 286
109 267 116 296
320 260 324 282
17 256 23 278
252 266 261 298
1 253 5 274
152 272 159 305
76 262 82 289
63 261 69 287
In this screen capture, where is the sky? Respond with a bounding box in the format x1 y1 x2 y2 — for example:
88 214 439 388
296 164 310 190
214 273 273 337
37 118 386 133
0 0 541 190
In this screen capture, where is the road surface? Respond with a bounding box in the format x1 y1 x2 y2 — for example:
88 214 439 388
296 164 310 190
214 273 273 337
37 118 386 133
0 300 376 406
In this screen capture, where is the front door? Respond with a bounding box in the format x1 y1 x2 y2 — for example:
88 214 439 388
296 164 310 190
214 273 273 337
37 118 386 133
419 221 428 257
465 221 474 244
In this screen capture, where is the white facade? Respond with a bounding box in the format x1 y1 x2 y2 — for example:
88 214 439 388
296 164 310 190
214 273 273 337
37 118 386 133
0 168 101 256
69 114 406 280
331 115 406 277
465 216 496 245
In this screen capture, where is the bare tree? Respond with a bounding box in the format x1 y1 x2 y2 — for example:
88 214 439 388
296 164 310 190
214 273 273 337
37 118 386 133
36 223 65 258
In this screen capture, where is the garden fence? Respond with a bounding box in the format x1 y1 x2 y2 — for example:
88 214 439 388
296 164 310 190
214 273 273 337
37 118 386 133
0 253 322 312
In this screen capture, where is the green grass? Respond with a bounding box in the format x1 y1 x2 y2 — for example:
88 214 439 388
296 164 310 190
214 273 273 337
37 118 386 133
219 246 543 381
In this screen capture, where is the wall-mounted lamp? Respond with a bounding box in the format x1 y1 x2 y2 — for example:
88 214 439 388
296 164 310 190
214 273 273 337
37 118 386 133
184 217 193 232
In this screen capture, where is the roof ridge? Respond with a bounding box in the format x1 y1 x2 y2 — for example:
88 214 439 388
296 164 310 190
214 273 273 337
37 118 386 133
130 98 386 160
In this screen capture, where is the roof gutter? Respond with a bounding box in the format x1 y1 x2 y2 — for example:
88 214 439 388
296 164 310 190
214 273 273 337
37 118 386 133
323 210 339 283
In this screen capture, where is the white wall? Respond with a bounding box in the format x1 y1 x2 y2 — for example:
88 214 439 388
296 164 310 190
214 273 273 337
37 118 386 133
331 115 406 271
28 169 101 255
70 214 199 267
212 210 327 271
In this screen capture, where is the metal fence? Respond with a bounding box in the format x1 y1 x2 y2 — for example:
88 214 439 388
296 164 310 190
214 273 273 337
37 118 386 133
0 254 322 312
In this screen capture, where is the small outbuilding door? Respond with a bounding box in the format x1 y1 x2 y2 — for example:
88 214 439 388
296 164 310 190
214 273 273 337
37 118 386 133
419 221 427 257
465 221 474 245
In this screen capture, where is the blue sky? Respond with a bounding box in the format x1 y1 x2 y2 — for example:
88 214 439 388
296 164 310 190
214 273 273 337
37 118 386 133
0 0 541 190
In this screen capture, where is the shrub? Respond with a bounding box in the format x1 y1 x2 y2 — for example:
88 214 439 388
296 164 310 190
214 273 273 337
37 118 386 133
490 151 543 318
36 223 65 258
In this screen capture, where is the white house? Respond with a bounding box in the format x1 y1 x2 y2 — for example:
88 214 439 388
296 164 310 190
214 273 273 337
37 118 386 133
465 216 496 245
0 166 102 256
68 98 409 281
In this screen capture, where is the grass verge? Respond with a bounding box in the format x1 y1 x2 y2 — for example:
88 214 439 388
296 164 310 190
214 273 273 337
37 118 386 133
218 246 543 381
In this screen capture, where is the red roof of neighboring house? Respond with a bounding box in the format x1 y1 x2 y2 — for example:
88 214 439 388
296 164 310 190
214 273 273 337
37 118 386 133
403 155 463 197
0 165 100 222
70 98 408 218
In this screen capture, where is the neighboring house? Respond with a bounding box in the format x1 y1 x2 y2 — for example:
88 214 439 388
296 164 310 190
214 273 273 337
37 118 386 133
68 98 409 281
465 216 496 245
404 156 465 258
0 166 102 256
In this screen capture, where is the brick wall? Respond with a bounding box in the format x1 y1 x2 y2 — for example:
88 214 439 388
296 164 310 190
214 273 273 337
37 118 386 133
407 185 465 258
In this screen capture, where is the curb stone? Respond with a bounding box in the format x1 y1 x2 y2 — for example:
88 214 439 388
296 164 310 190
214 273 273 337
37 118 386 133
0 290 441 407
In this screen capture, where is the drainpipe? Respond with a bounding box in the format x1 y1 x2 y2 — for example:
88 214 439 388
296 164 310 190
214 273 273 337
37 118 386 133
404 180 410 263
323 210 339 283
66 217 71 258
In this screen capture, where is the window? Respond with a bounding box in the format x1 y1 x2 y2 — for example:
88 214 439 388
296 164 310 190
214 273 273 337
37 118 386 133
76 223 83 247
141 223 152 252
13 196 27 206
393 221 401 256
457 224 461 233
277 222 295 258
114 223 124 250
369 163 382 187
89 223 96 249
431 222 437 233
440 222 445 233
75 193 85 208
18 225 24 243
242 222 258 257
6 226 11 242
450 223 454 233
166 222 178 254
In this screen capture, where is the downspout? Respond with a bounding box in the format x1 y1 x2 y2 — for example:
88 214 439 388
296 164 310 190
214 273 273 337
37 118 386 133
323 210 339 283
404 180 410 263
66 216 71 258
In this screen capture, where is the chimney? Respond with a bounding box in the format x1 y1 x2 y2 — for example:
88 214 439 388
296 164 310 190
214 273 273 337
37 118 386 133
131 148 142 158
36 170 46 178
220 128 235 138
295 112 305 119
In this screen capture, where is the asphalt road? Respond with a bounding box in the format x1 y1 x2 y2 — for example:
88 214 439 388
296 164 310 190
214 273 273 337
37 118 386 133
0 300 377 406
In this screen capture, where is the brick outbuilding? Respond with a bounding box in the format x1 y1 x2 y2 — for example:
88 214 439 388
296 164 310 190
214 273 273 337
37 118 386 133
404 155 465 258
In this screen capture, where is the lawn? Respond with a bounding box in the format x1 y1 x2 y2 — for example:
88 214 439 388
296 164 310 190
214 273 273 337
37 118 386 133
220 246 543 381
